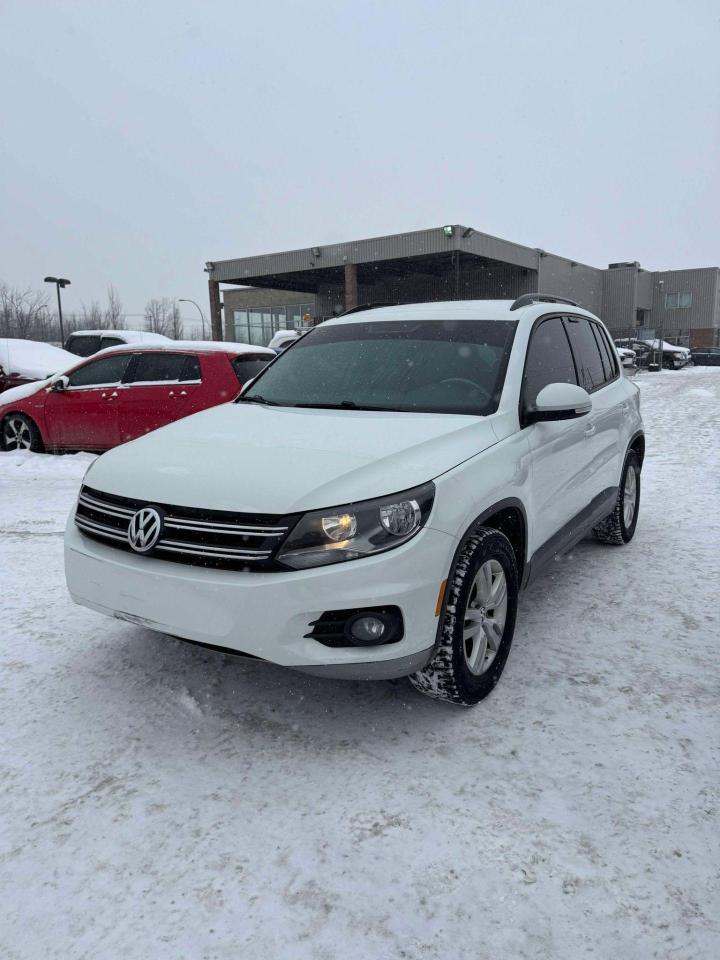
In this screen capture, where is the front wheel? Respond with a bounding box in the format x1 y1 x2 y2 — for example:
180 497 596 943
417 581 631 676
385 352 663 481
409 527 518 706
592 450 641 545
1 413 44 452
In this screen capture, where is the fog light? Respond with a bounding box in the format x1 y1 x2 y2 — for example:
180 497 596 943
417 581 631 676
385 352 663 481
345 613 387 646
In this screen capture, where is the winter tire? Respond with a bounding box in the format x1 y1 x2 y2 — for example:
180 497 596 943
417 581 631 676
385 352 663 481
592 450 640 545
1 413 44 453
409 526 518 706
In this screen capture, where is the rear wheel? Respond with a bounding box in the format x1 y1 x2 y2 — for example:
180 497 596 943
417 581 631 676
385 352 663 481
1 413 44 452
593 450 640 545
409 527 518 706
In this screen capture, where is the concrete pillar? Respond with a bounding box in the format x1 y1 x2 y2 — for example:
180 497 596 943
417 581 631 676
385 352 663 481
208 279 223 341
344 263 358 311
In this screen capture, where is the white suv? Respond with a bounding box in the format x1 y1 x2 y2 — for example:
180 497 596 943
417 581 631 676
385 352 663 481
65 295 644 705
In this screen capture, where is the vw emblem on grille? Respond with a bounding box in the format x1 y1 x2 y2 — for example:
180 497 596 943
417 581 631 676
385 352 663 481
127 506 164 554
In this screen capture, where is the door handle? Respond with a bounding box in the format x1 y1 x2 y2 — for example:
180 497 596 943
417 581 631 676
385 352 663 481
583 424 597 438
168 390 187 398
621 402 630 414
102 391 119 400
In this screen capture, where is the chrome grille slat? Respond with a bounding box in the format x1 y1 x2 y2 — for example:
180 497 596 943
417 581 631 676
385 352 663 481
75 516 129 542
75 485 293 570
163 519 286 537
157 538 271 558
78 493 134 519
155 544 273 562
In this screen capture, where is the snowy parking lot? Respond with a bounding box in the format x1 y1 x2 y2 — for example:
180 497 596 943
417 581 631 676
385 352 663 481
1 367 719 959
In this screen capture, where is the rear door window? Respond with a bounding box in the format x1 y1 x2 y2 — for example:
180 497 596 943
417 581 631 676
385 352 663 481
100 336 126 349
128 353 191 383
67 335 102 357
68 353 131 387
523 316 578 408
563 317 607 392
231 354 272 385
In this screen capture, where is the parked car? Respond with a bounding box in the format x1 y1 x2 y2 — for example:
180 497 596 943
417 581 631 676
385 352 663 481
614 338 688 369
267 329 301 352
689 346 720 366
64 329 170 358
0 338 78 394
65 295 644 706
616 346 636 369
0 341 274 453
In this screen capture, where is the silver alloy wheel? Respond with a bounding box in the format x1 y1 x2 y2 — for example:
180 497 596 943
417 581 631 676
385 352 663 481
463 558 508 676
623 465 638 528
3 416 32 451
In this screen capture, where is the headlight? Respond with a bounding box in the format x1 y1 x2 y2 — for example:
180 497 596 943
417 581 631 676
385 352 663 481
277 482 435 569
673 352 683 359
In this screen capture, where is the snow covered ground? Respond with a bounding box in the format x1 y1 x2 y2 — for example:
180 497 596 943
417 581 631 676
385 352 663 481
1 367 719 959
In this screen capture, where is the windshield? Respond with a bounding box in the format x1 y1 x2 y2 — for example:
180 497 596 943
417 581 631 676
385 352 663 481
240 318 516 415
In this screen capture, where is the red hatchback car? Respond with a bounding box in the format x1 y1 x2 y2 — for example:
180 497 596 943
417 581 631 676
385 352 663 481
0 342 274 453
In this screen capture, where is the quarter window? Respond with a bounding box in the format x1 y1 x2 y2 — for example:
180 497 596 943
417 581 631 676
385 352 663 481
563 317 606 392
67 354 131 387
231 355 272 385
523 317 578 408
590 322 618 383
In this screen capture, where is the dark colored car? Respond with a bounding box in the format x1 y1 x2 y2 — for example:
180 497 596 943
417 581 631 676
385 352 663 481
690 346 720 366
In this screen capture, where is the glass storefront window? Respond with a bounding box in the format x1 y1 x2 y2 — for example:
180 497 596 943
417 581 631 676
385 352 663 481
234 303 315 345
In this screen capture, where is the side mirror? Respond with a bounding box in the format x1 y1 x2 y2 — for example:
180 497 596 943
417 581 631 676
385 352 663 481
50 375 70 392
526 382 592 425
241 376 256 394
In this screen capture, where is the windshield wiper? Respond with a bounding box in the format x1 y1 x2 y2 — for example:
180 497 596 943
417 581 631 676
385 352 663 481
238 394 279 406
292 400 397 411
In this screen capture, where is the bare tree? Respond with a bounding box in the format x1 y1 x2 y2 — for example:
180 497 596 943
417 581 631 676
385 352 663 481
104 285 125 328
0 283 50 339
80 300 105 330
144 297 183 339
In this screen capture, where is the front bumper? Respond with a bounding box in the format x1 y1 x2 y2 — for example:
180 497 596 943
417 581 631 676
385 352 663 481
65 515 457 679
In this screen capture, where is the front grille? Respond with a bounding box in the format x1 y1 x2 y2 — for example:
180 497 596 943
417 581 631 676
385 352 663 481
75 485 298 571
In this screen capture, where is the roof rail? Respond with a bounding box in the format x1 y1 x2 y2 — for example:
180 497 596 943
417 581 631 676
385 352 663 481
509 293 579 312
335 301 393 317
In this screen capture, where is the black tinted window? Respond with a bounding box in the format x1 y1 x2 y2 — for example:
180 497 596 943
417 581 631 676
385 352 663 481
67 335 102 357
231 355 272 385
68 354 131 387
129 353 190 383
564 317 606 391
591 323 617 382
181 355 202 381
101 336 126 349
523 317 577 407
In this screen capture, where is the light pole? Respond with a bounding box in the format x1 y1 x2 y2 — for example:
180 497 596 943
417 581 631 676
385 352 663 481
654 280 665 372
44 276 71 346
178 299 206 339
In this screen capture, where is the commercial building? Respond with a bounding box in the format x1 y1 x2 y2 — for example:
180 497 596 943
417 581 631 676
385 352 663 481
205 226 720 348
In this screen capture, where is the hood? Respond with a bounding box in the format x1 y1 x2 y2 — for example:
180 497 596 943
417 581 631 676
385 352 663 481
85 402 500 513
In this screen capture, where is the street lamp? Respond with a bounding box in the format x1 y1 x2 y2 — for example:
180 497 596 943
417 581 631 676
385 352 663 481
44 276 71 345
178 298 206 339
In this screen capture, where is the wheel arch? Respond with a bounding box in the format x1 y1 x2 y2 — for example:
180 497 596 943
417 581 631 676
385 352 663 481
0 409 46 451
456 497 528 586
628 430 645 467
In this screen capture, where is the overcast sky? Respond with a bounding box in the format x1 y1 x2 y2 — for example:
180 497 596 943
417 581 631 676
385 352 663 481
1 0 718 325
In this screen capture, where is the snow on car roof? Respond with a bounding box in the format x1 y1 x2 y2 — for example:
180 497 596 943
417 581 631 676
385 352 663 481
0 338 79 379
325 298 598 326
68 329 170 342
98 340 275 356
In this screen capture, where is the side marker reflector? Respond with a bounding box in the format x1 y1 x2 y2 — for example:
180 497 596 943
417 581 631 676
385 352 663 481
435 579 447 617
